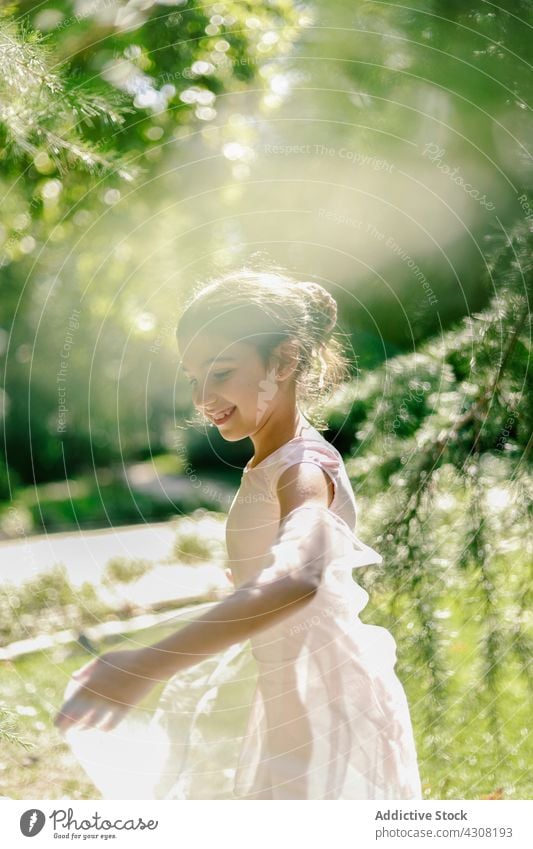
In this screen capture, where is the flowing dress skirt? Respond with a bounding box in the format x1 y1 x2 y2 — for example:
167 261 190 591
64 508 422 800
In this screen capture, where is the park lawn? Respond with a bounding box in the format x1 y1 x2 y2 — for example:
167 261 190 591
1 594 531 800
0 621 254 800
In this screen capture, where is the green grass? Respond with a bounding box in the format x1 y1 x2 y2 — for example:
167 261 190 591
0 623 187 800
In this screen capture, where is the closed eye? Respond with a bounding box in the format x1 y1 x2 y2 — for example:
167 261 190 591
187 370 232 386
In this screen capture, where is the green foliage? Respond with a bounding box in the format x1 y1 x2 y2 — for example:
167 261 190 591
0 0 304 486
0 703 33 749
323 0 532 150
27 479 178 530
0 455 18 500
321 214 532 777
170 530 218 565
326 215 532 481
0 564 113 646
102 556 153 585
0 1 530 799
0 15 131 180
0 0 303 249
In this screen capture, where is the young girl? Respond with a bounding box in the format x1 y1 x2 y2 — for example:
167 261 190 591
55 266 422 800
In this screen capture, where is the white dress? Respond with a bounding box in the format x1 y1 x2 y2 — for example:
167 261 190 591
63 414 422 800
224 414 422 800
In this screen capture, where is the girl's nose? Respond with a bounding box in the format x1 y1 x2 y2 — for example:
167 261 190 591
192 382 216 410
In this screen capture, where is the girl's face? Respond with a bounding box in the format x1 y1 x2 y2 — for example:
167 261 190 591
178 332 281 440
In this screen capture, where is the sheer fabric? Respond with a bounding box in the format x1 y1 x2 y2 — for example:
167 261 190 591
64 420 422 799
231 505 422 799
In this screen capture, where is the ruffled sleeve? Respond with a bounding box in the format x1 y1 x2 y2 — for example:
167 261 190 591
276 504 383 572
246 506 382 608
244 503 382 667
263 439 382 570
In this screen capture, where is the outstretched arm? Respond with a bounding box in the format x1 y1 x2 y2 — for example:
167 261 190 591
136 462 335 677
54 463 334 732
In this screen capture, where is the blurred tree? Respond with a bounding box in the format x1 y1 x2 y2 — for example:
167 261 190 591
0 0 304 486
258 0 532 342
323 212 531 774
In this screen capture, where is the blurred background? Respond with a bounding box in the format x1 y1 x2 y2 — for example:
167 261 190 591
0 0 531 800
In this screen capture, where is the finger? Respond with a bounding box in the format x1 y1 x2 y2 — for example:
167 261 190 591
54 693 94 732
77 706 104 731
101 707 129 733
55 707 87 733
92 708 115 730
83 705 114 730
54 710 79 733
54 701 82 732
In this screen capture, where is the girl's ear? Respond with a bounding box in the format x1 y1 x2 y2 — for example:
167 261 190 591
272 338 300 380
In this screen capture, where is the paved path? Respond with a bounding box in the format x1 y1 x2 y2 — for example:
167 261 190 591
0 520 177 587
0 514 232 616
0 468 238 652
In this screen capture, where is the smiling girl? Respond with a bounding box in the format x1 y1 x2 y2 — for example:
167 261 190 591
55 264 422 800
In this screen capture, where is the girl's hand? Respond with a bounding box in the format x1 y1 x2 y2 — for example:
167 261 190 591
53 649 156 734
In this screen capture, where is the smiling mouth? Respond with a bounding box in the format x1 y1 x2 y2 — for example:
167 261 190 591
209 406 236 424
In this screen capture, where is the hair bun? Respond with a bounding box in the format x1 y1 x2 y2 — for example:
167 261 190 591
299 281 337 341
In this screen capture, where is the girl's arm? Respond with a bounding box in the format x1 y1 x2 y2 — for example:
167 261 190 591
54 465 333 732
142 462 335 680
135 505 329 679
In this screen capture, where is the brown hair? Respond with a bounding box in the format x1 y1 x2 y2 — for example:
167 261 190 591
177 260 352 430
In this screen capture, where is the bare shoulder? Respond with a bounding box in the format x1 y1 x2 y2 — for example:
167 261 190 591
276 462 335 521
